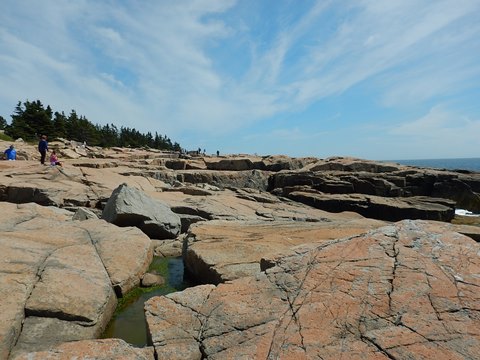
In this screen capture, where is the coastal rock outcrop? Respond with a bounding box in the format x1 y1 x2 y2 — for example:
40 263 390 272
0 202 153 358
268 157 480 220
183 216 385 284
145 220 480 359
2 141 480 360
11 338 154 360
283 190 455 222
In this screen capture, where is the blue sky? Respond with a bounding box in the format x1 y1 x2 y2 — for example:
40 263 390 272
1 0 479 160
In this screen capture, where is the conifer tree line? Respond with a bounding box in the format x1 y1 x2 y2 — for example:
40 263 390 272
0 100 182 151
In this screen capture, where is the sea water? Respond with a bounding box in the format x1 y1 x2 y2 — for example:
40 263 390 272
390 157 480 172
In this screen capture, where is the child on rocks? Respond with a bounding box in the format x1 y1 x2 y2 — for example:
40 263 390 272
50 151 62 166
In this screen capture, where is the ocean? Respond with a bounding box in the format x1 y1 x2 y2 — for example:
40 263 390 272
388 158 480 172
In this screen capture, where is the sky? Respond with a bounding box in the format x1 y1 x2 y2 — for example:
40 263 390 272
1 0 479 160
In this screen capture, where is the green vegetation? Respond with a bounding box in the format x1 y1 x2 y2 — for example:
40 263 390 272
115 257 175 314
1 100 181 151
115 285 161 314
0 132 13 141
148 256 170 274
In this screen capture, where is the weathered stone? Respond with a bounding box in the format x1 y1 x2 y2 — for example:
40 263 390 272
165 159 187 170
102 183 181 239
11 338 154 360
234 188 280 203
78 220 153 297
145 285 215 360
72 207 99 221
141 273 165 287
164 186 213 196
205 157 257 171
183 217 385 284
155 187 340 223
146 220 480 359
178 213 207 232
24 243 116 325
172 169 271 191
152 239 183 257
10 317 103 356
0 273 36 360
286 191 455 222
0 202 154 358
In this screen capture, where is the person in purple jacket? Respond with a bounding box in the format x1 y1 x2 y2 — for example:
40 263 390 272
38 135 48 164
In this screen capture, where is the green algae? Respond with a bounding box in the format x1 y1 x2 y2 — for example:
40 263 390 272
101 256 191 346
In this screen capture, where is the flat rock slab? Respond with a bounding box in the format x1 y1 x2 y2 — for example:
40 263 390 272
151 187 364 223
0 203 153 358
11 338 154 360
184 217 386 284
79 220 153 296
146 220 480 359
25 243 115 324
287 191 455 222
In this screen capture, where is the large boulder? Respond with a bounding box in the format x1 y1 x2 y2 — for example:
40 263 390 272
145 220 480 359
102 183 181 239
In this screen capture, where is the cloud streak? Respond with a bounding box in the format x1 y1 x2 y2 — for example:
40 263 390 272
0 0 479 158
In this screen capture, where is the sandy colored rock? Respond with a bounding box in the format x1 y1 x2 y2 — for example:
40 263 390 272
11 338 154 360
77 220 154 297
151 239 183 257
184 217 386 284
24 243 116 324
146 220 480 359
72 207 99 220
0 202 154 358
141 273 165 287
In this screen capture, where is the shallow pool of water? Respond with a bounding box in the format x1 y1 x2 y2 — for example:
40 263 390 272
101 257 191 346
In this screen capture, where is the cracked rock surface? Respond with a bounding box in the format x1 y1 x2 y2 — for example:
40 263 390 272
145 220 480 359
183 216 386 284
0 203 152 358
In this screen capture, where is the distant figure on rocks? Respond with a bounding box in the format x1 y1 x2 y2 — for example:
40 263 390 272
216 150 219 157
50 150 62 166
38 135 48 165
4 144 16 160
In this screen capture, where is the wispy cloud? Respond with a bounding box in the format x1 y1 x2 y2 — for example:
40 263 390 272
386 105 480 158
0 0 479 157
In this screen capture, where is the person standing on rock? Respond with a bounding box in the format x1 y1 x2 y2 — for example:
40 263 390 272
38 135 48 165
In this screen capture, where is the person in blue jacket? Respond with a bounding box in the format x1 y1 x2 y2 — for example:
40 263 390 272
4 144 17 160
38 135 48 164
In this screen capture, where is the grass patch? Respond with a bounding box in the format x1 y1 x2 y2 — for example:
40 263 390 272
0 132 13 141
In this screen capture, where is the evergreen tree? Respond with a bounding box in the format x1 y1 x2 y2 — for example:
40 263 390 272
0 115 7 130
4 99 183 151
53 111 67 139
7 101 35 140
